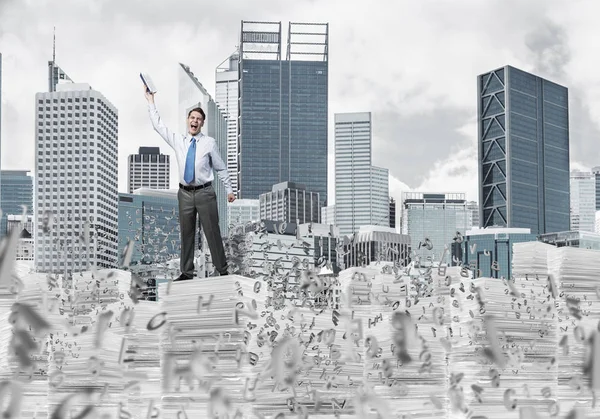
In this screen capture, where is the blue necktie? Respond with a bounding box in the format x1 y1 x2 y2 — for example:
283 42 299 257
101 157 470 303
184 138 196 184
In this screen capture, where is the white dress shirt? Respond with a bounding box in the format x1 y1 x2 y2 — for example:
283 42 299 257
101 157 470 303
148 103 233 195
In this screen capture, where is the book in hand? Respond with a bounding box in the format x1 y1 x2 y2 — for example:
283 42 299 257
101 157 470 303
140 72 157 94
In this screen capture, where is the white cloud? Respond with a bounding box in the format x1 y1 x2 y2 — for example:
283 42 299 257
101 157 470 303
414 147 479 202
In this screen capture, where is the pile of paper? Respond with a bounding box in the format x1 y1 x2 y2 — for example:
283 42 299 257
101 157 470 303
157 274 267 418
512 241 553 276
60 269 132 326
338 265 449 418
447 269 558 419
10 272 63 418
44 269 132 417
46 326 126 416
548 246 600 416
117 300 163 415
0 267 24 415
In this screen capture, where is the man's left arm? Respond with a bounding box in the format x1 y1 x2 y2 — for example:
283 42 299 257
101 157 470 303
210 140 234 198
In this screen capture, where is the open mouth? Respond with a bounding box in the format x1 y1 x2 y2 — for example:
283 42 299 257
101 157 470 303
191 123 198 130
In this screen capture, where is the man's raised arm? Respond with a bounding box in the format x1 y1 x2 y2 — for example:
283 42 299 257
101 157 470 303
144 85 176 149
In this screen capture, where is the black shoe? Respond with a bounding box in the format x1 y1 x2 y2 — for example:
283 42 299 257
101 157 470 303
174 273 193 282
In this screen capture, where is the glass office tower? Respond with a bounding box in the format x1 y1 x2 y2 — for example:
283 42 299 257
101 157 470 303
238 21 329 205
458 227 537 280
402 192 469 265
592 166 600 211
118 190 180 266
0 170 33 237
477 65 570 234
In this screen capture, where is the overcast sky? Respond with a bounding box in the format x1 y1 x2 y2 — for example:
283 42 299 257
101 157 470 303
1 0 600 207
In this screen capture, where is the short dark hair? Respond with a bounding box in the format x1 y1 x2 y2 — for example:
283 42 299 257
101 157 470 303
188 107 205 120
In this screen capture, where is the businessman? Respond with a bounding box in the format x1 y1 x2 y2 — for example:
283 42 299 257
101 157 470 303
144 85 235 280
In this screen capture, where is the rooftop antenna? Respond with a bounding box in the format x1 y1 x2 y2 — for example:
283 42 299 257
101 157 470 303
52 26 56 64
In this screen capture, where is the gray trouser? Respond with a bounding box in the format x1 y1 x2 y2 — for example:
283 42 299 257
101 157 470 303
178 185 227 276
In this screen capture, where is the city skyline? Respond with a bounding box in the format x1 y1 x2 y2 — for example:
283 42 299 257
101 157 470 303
2 0 600 208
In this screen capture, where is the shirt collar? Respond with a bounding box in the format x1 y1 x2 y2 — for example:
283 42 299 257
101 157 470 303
188 132 204 142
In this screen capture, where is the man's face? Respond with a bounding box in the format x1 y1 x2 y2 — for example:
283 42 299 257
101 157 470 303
188 111 204 136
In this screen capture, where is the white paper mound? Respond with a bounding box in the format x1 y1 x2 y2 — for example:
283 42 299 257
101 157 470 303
4 238 600 418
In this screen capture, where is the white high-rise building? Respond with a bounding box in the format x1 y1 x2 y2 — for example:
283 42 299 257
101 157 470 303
259 181 321 224
570 171 596 232
371 165 390 226
322 205 336 225
127 146 170 193
334 112 389 237
215 51 239 197
35 83 118 272
227 199 260 226
179 63 229 238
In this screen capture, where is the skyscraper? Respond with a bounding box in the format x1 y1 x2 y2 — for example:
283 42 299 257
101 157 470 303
178 63 229 237
389 197 396 230
371 165 390 226
259 181 321 224
592 166 600 211
402 192 469 265
477 65 570 235
238 21 328 204
321 205 336 226
35 82 118 273
118 189 180 267
215 51 240 197
127 147 170 193
343 225 410 269
570 170 596 232
334 112 389 236
0 170 33 237
228 199 260 226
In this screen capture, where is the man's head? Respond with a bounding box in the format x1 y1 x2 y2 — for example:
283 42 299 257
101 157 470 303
187 107 205 136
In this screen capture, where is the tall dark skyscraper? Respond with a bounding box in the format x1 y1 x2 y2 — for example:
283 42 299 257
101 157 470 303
238 21 328 205
389 197 396 229
477 65 570 235
592 166 600 211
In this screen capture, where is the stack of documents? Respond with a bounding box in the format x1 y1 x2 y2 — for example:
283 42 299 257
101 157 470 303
448 271 558 419
548 246 600 416
157 274 267 418
512 241 553 277
10 272 63 418
116 300 163 415
338 265 448 418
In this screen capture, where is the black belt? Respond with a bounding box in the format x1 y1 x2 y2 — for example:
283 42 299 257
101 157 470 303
179 181 211 191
